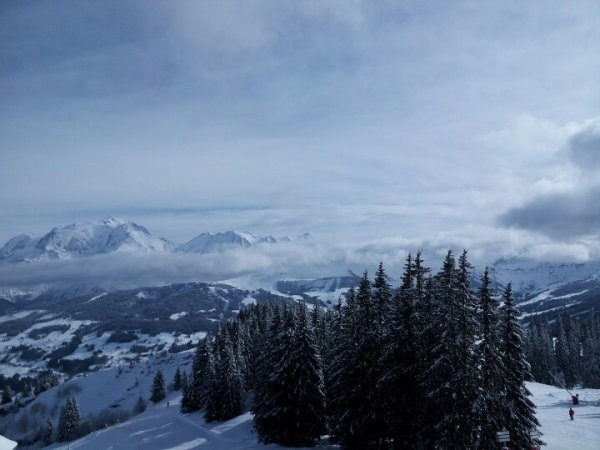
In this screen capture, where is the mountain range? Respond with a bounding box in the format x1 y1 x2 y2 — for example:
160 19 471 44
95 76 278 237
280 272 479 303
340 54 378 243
1 217 599 320
0 217 310 263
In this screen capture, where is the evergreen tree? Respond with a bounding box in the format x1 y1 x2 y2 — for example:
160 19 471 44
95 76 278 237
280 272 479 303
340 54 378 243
499 283 542 448
253 303 284 438
202 346 219 421
1 386 12 405
526 316 556 384
256 302 326 446
206 329 244 421
327 288 360 447
329 273 386 449
380 254 422 449
173 367 182 391
133 395 147 415
180 370 193 413
57 396 80 442
40 415 53 446
150 370 166 403
424 250 478 448
581 314 600 387
475 268 505 448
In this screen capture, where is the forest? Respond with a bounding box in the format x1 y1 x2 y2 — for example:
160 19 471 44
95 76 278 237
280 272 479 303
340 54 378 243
171 250 543 449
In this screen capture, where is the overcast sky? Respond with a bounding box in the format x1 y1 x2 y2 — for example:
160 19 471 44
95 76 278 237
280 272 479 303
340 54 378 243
2 0 600 268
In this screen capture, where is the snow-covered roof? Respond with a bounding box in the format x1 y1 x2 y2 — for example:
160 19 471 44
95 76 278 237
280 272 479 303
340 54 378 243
0 434 17 450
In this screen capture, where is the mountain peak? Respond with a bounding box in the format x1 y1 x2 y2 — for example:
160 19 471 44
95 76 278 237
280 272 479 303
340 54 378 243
0 218 173 262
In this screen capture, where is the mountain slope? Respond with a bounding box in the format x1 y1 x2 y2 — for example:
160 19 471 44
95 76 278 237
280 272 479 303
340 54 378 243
0 217 173 262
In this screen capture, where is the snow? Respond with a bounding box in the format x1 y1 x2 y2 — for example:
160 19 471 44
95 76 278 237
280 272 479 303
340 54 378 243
532 382 600 449
491 258 600 296
48 399 336 450
176 230 308 254
3 344 599 450
241 295 257 306
170 312 188 320
0 435 17 450
86 293 106 303
41 382 600 449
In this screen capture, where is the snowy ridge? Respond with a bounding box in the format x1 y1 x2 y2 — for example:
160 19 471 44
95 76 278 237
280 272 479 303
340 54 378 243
491 257 600 297
176 231 310 254
0 217 173 262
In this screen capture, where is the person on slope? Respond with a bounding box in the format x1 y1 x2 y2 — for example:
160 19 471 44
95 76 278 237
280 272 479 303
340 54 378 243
569 407 575 420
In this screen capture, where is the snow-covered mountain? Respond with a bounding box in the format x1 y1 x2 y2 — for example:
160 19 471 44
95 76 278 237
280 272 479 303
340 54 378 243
490 257 600 320
177 231 310 254
0 217 173 263
491 257 600 297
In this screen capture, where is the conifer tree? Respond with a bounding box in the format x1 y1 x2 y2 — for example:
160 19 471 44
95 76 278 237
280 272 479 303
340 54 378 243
150 370 166 403
180 371 193 413
189 338 214 411
424 250 478 448
133 395 147 415
57 396 80 442
475 268 505 448
173 367 182 391
581 314 600 387
203 346 219 421
327 288 360 447
253 303 282 437
1 386 12 405
380 254 422 449
499 283 542 449
40 415 53 445
206 329 244 421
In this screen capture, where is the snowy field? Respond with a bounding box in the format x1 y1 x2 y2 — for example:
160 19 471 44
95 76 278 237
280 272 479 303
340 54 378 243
42 382 600 450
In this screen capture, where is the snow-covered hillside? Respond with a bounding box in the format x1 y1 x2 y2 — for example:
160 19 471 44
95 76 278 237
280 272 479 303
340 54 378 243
491 257 600 297
0 218 173 262
2 349 597 450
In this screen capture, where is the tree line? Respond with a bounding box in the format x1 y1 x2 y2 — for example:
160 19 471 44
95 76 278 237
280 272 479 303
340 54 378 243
174 250 541 449
525 311 600 388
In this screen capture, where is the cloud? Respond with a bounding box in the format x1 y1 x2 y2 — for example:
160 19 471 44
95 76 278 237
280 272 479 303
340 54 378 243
498 120 600 239
498 188 600 239
569 120 600 171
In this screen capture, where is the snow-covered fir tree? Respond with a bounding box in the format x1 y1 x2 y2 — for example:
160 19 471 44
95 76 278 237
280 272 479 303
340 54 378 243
57 396 80 442
183 337 214 412
206 328 244 421
379 254 423 449
499 283 542 448
475 267 505 448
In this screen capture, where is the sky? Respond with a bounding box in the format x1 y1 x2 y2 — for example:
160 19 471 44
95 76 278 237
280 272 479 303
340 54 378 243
1 0 600 278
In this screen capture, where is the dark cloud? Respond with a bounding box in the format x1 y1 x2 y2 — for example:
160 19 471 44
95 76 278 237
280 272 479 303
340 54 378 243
498 189 600 239
569 122 600 171
498 122 600 240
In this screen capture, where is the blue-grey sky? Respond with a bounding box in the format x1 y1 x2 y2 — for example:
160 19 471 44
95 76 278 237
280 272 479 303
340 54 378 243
2 0 600 265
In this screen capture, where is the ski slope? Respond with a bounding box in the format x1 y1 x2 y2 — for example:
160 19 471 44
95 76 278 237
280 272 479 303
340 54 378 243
533 382 600 449
48 395 336 450
44 382 600 450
